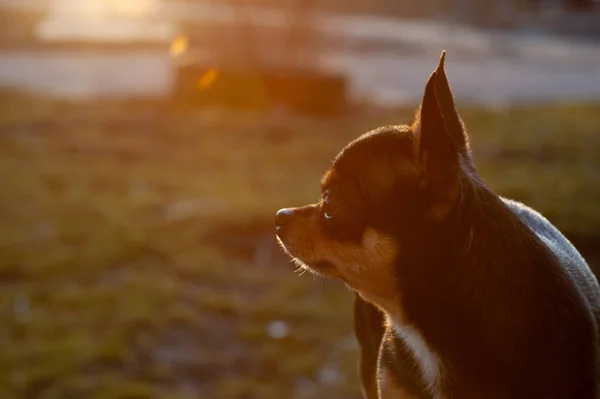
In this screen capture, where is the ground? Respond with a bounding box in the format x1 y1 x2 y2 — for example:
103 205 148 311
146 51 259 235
0 91 599 398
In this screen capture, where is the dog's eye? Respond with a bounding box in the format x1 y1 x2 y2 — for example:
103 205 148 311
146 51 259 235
323 198 340 220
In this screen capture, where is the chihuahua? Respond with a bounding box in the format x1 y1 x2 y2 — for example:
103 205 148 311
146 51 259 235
275 52 600 399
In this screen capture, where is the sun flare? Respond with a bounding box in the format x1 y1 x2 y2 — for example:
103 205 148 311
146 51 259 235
198 68 219 90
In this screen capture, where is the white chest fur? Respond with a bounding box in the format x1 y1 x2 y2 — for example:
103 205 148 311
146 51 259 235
394 323 442 394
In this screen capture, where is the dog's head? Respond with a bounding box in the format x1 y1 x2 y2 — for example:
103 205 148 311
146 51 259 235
275 52 475 310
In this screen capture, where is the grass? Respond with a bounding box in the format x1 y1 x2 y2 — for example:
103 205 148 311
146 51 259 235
0 90 599 398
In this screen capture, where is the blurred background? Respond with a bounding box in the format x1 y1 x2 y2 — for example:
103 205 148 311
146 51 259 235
0 0 599 398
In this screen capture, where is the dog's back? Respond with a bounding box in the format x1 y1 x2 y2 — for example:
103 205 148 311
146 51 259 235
504 197 600 342
505 198 600 310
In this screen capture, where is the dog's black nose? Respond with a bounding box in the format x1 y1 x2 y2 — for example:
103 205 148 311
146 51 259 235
275 208 294 228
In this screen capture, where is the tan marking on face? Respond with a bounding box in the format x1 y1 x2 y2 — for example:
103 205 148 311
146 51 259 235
354 229 403 314
276 206 400 313
378 367 418 399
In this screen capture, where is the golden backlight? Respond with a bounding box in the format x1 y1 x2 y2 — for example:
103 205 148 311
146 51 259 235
170 35 188 57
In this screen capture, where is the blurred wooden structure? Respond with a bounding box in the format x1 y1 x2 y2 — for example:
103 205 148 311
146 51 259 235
171 0 349 115
173 64 347 115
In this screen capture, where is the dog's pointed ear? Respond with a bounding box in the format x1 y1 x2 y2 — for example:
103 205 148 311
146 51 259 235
434 51 469 154
413 52 463 219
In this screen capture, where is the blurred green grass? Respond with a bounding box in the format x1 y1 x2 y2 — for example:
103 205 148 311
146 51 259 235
0 90 599 399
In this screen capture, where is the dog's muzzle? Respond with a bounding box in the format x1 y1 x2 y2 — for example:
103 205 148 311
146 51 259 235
275 208 295 235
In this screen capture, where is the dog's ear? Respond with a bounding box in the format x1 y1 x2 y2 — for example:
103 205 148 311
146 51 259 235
413 51 467 218
433 51 470 154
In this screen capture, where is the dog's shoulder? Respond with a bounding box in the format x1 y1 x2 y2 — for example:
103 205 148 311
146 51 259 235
502 197 600 311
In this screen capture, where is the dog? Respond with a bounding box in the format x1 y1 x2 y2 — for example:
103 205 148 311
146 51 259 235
275 51 600 399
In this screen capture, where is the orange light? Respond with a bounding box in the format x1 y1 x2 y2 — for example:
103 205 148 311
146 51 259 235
198 68 219 90
170 35 188 57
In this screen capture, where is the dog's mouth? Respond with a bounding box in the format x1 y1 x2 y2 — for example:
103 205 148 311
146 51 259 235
293 258 341 279
300 259 338 274
276 235 341 278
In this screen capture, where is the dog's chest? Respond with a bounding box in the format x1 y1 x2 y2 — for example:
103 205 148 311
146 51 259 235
392 323 442 396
